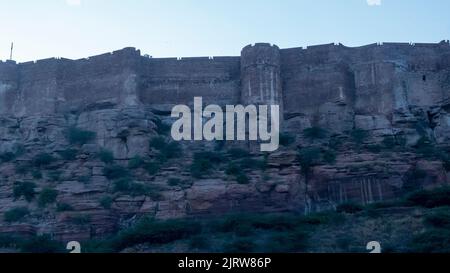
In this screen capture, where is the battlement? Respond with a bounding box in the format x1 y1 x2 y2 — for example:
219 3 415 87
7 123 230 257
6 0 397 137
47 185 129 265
1 41 449 118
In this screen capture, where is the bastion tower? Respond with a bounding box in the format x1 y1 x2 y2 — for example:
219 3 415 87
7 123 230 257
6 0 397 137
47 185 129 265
240 43 283 114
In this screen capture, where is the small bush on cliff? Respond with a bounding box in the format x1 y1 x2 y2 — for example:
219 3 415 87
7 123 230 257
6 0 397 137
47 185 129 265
425 207 450 229
153 118 171 135
0 152 16 163
67 127 96 146
56 203 74 212
113 178 162 199
336 202 364 214
103 164 130 180
70 214 92 226
303 127 328 141
144 161 160 175
38 188 58 207
409 229 450 253
297 147 322 175
350 129 369 146
4 207 30 223
13 182 37 202
98 149 114 164
149 137 182 162
406 187 450 208
57 148 78 161
190 151 224 178
279 133 296 147
128 155 144 169
111 217 202 251
227 148 250 159
33 153 56 167
19 234 64 253
100 196 113 209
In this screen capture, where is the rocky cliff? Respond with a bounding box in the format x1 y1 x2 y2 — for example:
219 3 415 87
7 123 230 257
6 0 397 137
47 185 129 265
0 42 449 243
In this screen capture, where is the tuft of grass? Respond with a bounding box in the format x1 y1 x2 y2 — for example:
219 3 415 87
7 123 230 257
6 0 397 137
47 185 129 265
128 155 144 169
98 149 114 164
56 203 74 212
66 127 96 146
406 187 450 208
336 202 364 214
100 196 113 209
103 165 130 180
38 188 58 207
303 127 328 140
4 207 30 223
57 149 78 161
32 153 56 168
13 182 37 202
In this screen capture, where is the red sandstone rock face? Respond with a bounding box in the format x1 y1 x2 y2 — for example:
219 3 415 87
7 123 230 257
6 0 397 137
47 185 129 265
0 42 450 241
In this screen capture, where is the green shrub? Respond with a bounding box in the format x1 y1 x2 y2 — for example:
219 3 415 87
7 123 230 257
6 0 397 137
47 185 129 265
188 234 209 250
322 149 337 164
280 133 295 146
425 208 450 229
153 118 171 135
113 178 159 197
382 136 397 149
298 147 322 174
103 165 130 180
350 129 369 145
38 188 58 207
239 157 266 170
367 144 383 153
149 136 167 150
70 214 92 225
149 137 182 162
100 196 113 209
19 235 64 253
67 127 96 145
336 202 364 214
227 148 250 159
47 171 62 182
4 207 30 223
98 149 114 164
224 238 255 253
31 170 43 179
409 229 450 253
15 163 30 175
236 174 250 184
144 161 160 175
167 178 192 189
414 137 437 158
265 229 309 253
0 152 16 163
128 156 144 169
406 187 450 208
13 182 37 202
33 153 56 167
225 163 240 176
56 203 74 212
403 167 427 192
303 127 327 140
77 176 91 184
57 149 78 161
111 218 202 251
190 153 220 178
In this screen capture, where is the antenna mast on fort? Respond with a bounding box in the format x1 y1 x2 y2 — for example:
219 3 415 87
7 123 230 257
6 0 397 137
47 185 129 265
9 42 14 60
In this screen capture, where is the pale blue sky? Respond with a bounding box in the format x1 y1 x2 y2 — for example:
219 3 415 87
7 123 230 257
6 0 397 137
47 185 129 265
1 0 449 62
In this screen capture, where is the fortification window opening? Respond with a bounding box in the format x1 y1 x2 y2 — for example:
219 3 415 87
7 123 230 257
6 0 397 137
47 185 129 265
422 75 427 82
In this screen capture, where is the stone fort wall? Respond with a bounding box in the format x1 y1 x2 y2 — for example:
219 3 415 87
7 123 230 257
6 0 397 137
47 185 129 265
1 41 450 131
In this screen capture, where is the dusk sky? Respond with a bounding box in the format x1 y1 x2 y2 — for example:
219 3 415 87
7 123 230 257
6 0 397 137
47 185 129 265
1 0 449 62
